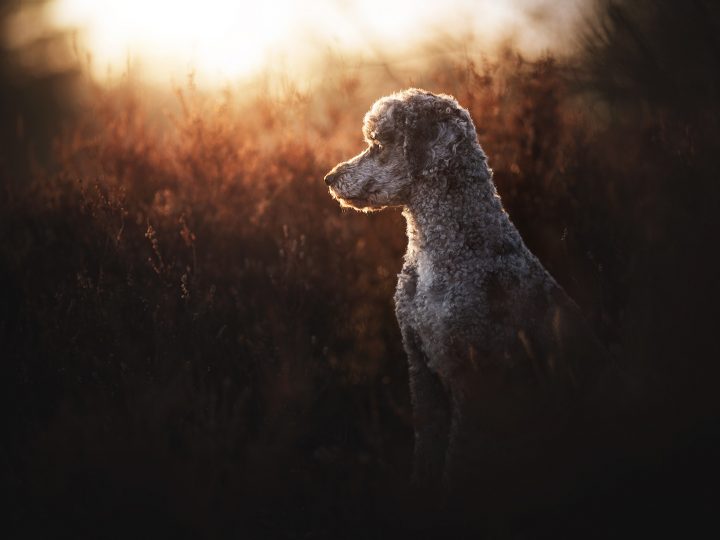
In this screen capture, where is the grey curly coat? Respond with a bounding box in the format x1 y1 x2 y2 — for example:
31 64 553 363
324 89 607 493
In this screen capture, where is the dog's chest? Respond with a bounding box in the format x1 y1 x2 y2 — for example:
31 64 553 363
395 254 449 340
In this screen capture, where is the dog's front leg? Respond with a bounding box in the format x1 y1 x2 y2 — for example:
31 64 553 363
403 328 452 488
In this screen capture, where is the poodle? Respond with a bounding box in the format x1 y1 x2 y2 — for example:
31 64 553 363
324 89 608 496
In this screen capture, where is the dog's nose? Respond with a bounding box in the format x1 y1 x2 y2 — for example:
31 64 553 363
324 171 339 186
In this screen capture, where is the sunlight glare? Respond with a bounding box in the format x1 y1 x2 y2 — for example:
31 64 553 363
50 0 296 82
47 0 588 86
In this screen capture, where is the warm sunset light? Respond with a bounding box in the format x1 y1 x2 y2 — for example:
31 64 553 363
45 0 588 85
49 0 299 82
4 1 720 536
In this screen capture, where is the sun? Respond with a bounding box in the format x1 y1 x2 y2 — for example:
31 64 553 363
49 0 298 84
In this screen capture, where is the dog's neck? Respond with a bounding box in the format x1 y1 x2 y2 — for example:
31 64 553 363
402 159 520 268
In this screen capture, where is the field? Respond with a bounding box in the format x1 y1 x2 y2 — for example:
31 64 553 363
2 1 720 537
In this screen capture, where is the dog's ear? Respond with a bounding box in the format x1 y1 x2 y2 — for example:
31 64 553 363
402 106 474 178
403 114 440 177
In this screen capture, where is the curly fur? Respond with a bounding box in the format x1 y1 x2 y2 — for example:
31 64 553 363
325 89 607 495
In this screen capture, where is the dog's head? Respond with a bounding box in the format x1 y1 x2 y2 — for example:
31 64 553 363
324 88 479 212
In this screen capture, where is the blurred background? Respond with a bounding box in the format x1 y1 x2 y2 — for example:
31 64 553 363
1 0 719 537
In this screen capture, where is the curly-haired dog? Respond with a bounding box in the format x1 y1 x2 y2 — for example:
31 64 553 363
324 89 608 499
